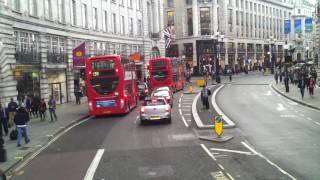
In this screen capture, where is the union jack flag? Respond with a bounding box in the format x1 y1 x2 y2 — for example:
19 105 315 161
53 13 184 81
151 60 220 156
164 26 173 48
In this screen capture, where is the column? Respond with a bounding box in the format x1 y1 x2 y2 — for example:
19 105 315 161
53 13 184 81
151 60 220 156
193 42 197 72
192 0 199 37
152 0 159 33
66 38 75 102
39 33 50 102
213 1 218 34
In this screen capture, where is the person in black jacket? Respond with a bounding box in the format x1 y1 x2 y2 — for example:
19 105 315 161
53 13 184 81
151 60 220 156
7 98 18 128
0 104 8 136
14 104 30 147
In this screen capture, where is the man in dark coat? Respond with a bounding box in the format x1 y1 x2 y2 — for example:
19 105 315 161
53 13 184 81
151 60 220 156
14 105 30 147
201 85 212 109
0 104 8 136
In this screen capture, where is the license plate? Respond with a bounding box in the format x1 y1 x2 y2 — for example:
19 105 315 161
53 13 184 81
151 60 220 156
103 110 112 114
150 116 161 120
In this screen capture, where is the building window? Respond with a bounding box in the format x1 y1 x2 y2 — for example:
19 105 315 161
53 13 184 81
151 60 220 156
120 15 125 34
129 18 133 36
44 0 52 20
82 3 88 28
137 19 142 36
112 13 117 33
298 9 301 14
167 11 174 26
103 11 108 32
168 0 174 7
46 35 67 63
200 7 210 35
187 8 193 36
14 31 40 63
29 0 37 16
71 0 76 25
147 2 152 32
186 0 192 5
228 9 232 32
120 0 124 6
13 0 20 11
58 0 65 23
93 7 98 30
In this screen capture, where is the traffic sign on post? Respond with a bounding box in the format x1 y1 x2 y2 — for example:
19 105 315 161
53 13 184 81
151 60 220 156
214 115 223 138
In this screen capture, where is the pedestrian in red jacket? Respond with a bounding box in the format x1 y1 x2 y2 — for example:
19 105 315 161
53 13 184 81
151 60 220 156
307 78 315 96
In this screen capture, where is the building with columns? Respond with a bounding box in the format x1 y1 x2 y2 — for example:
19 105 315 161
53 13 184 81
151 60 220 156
287 0 315 62
164 0 294 75
0 0 164 104
314 0 320 65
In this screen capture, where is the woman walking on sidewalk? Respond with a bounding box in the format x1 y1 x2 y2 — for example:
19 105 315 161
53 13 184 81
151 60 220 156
307 78 315 97
39 98 47 121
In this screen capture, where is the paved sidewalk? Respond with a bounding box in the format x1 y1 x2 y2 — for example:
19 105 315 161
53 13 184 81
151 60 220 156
1 98 89 173
272 82 320 110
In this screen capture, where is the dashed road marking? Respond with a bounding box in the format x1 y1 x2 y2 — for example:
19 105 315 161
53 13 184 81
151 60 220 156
218 164 225 170
226 173 235 180
201 144 217 161
210 148 255 156
180 115 189 127
314 122 320 126
84 149 105 180
184 114 191 116
241 141 297 180
307 117 312 121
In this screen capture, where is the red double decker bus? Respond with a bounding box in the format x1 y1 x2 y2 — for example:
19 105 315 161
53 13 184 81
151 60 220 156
148 57 186 92
85 55 138 116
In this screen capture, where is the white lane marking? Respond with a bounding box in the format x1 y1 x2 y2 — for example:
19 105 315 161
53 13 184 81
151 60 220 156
180 115 189 127
241 142 297 180
289 102 298 106
277 103 286 111
183 97 194 100
226 173 235 180
314 122 320 126
200 144 216 160
183 106 192 108
179 98 181 104
280 115 296 118
84 149 105 180
218 164 225 170
179 109 183 116
182 109 191 111
186 119 191 122
307 117 312 121
210 148 254 155
182 103 193 105
179 104 181 108
211 85 236 126
183 114 191 116
300 114 305 117
264 91 272 96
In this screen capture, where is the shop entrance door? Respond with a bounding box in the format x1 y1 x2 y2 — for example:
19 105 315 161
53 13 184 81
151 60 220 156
50 83 62 104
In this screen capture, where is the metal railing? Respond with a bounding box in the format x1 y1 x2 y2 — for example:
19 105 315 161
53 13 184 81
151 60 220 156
15 51 41 64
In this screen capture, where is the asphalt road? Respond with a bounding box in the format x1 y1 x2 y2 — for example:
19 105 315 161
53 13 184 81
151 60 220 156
11 91 223 180
217 75 320 180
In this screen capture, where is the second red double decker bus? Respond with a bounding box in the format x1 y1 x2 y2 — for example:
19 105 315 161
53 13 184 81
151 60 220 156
148 57 186 92
85 55 138 116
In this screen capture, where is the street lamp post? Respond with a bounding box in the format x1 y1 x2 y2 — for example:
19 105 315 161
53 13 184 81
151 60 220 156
267 36 276 74
212 32 224 83
305 46 309 61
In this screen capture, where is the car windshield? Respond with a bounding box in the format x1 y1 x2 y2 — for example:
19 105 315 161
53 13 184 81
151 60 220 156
145 99 166 106
153 91 169 97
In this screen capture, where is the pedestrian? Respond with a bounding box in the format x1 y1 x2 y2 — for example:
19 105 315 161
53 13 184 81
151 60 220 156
7 98 18 128
298 77 306 99
30 98 38 118
24 96 31 117
201 85 212 109
228 69 232 82
48 96 57 122
279 71 283 83
284 75 290 93
74 88 80 105
307 78 315 97
0 104 8 136
14 104 30 147
274 72 279 84
39 98 47 121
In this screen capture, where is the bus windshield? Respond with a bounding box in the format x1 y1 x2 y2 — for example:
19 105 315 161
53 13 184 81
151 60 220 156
90 59 119 95
152 71 168 81
90 77 118 95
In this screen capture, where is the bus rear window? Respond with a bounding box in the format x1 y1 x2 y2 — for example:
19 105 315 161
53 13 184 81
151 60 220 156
91 60 115 70
90 77 119 95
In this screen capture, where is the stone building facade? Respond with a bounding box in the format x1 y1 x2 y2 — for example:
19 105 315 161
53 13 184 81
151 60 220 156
0 0 164 104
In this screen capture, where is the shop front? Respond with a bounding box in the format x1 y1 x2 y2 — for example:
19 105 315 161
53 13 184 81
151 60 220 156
16 71 40 99
47 71 67 104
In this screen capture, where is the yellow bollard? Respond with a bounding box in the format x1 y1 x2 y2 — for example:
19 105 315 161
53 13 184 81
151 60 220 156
188 84 193 93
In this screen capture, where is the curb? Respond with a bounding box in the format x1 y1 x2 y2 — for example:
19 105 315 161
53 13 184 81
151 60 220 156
4 115 91 175
271 84 320 111
191 84 236 129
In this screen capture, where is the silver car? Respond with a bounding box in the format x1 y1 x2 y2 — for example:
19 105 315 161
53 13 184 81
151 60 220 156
140 97 171 124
